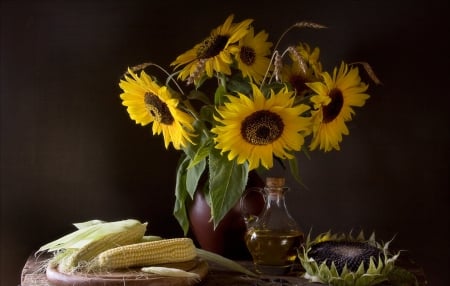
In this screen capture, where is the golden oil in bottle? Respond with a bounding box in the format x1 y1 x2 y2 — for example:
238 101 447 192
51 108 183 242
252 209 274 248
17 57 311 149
245 229 304 274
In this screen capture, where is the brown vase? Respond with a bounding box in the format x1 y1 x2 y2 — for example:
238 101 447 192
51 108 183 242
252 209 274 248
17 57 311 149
188 171 265 260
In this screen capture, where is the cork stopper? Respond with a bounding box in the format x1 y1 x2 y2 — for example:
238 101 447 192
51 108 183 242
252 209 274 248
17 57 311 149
265 177 285 188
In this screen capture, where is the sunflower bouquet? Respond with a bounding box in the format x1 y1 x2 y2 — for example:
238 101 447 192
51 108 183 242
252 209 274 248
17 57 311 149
119 15 377 234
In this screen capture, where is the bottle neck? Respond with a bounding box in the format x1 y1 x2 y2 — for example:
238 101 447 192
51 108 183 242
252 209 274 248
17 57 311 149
258 187 298 230
266 189 287 207
264 187 292 215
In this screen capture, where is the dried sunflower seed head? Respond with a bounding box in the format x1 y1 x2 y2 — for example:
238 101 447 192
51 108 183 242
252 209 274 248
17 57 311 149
298 231 400 286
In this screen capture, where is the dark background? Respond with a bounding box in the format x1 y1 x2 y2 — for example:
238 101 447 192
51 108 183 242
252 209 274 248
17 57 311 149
1 0 448 285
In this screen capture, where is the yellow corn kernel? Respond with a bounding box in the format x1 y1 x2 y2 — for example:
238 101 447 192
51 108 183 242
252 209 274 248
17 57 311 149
58 221 147 273
95 237 197 270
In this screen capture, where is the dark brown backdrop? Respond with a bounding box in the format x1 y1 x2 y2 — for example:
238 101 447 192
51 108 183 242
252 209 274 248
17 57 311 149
1 0 448 285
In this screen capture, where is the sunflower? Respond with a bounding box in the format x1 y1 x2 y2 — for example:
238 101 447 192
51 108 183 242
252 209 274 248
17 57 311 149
171 14 253 84
282 43 322 98
119 69 195 150
211 84 311 170
307 62 369 152
299 231 401 286
235 28 273 84
298 231 408 286
281 43 322 97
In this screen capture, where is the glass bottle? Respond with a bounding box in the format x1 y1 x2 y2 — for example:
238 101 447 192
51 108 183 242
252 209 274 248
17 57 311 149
243 177 304 275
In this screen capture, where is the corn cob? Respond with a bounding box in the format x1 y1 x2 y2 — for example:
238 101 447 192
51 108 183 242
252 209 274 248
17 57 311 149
57 220 147 273
94 237 197 270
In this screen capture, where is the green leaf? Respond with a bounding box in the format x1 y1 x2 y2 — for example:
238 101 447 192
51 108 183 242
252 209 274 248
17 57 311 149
183 119 213 160
288 157 300 182
214 84 227 105
187 89 211 105
186 157 206 198
187 140 212 169
182 141 198 160
184 130 212 199
288 157 309 191
208 149 249 228
181 126 212 208
174 154 191 235
227 73 252 94
194 74 208 89
261 81 287 95
199 105 215 124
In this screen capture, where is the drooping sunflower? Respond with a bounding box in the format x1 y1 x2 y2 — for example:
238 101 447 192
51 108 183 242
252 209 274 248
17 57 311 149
282 43 322 98
119 69 195 150
299 231 401 286
211 84 311 170
307 62 369 152
171 14 253 84
235 28 273 84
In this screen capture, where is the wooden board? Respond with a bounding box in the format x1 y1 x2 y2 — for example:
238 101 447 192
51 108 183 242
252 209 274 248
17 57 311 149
21 253 428 286
45 258 208 286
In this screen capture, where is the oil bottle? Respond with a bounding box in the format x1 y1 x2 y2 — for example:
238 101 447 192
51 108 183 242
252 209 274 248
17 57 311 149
242 177 304 275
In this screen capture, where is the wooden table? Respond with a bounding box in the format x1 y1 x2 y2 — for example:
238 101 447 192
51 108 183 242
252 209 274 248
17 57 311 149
21 253 427 286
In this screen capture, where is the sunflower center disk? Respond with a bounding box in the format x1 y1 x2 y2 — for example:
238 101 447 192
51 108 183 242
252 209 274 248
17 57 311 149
322 88 344 123
309 241 382 273
197 35 229 59
289 74 309 96
241 110 284 145
332 245 365 258
144 92 174 125
239 46 256 65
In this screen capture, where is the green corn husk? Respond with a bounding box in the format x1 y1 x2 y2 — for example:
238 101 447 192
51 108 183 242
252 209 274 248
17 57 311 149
37 219 145 253
195 248 258 277
141 235 163 242
141 266 201 281
72 219 105 229
37 219 147 273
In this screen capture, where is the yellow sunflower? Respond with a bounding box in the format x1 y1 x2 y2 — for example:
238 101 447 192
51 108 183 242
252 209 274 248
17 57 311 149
119 69 195 150
211 84 311 170
307 62 369 152
235 28 273 84
282 43 322 97
171 14 253 84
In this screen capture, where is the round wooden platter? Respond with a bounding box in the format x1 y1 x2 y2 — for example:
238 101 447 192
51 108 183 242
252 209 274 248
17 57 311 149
46 258 209 286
